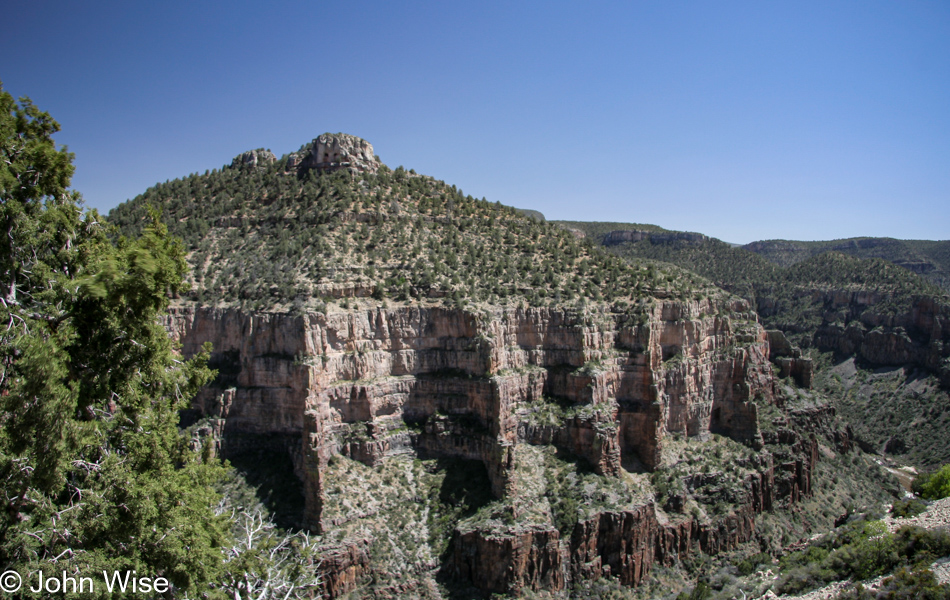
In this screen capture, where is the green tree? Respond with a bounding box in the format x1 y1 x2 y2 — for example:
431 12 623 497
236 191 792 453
0 82 228 597
914 463 950 500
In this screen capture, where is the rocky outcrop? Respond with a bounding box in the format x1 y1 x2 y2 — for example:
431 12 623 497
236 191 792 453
449 408 835 597
467 501 758 594
767 329 813 388
316 538 371 598
450 525 565 594
785 405 855 456
455 466 777 595
564 227 586 239
166 297 781 596
570 504 659 587
760 417 822 505
444 432 838 598
289 133 381 174
230 148 276 169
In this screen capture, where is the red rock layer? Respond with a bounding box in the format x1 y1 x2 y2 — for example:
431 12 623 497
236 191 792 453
164 298 781 596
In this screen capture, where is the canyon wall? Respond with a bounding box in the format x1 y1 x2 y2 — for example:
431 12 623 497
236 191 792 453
445 419 825 596
165 297 788 595
757 291 950 385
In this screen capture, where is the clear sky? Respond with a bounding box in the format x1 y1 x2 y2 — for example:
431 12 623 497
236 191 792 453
2 1 948 244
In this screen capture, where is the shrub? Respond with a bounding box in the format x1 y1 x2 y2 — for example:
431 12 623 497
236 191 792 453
913 464 950 500
734 552 773 576
675 580 712 600
776 520 950 595
890 498 927 519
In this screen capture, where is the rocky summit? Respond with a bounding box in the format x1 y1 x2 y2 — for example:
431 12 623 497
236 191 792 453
290 132 381 174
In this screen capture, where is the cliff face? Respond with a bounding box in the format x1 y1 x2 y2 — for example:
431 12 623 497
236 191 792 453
165 297 790 595
758 291 950 385
571 224 950 382
450 478 773 595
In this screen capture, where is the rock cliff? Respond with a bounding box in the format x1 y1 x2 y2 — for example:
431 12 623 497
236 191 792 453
163 294 831 596
766 329 813 388
447 461 788 595
758 291 950 386
562 223 950 386
107 137 885 596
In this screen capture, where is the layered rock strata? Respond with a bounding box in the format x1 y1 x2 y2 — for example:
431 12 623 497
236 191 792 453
449 478 774 595
758 292 950 385
165 298 783 595
445 420 829 597
766 329 813 388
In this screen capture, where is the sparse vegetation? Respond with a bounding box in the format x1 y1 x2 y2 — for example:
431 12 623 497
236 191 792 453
9 60 950 600
776 520 950 595
836 566 950 600
743 237 950 293
108 164 721 312
814 355 950 468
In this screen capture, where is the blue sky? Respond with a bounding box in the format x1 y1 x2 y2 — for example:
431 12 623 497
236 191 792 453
2 1 948 244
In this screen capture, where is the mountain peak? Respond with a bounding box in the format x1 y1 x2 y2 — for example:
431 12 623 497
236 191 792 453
288 132 381 174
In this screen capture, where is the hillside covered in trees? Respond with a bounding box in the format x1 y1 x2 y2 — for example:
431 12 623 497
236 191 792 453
558 221 946 341
108 153 721 314
743 237 950 292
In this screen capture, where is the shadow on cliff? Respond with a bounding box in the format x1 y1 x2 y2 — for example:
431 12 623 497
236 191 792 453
222 435 306 531
431 457 495 599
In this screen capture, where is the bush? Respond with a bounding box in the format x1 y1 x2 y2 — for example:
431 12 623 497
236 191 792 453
890 498 927 519
913 464 950 500
734 552 772 576
776 520 950 595
676 580 712 600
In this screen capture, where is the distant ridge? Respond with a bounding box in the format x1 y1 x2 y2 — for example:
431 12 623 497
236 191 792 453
515 208 546 222
554 221 950 294
742 237 950 292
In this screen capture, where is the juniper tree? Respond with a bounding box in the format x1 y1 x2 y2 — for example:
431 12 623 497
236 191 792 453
0 82 229 597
